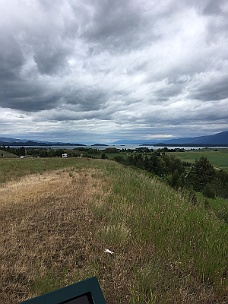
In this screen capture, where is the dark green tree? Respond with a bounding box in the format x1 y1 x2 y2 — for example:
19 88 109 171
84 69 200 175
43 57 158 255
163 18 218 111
170 169 182 189
101 153 108 159
19 146 25 156
186 156 216 192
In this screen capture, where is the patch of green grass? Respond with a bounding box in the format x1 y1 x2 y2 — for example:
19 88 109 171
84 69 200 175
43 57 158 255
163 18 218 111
99 223 130 246
205 196 228 223
98 162 228 301
171 149 228 171
32 272 64 296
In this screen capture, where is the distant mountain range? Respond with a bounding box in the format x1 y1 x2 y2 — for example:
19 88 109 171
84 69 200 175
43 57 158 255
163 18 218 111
113 131 228 146
148 131 228 147
0 131 227 147
0 137 86 147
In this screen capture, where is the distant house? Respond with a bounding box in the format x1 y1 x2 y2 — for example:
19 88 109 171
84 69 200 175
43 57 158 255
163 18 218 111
62 153 68 158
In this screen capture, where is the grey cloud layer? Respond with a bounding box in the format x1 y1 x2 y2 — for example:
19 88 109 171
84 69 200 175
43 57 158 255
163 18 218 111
0 0 227 141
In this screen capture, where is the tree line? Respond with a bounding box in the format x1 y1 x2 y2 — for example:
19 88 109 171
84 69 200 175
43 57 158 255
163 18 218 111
0 146 86 158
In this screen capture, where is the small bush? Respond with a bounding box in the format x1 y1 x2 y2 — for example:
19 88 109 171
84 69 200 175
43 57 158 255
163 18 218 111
203 184 216 198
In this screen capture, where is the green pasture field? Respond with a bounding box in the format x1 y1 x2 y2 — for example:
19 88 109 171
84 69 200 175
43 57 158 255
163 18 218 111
170 148 228 172
0 157 227 303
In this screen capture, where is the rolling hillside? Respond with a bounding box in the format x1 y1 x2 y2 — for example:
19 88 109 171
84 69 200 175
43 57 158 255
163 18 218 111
0 158 227 303
0 149 18 158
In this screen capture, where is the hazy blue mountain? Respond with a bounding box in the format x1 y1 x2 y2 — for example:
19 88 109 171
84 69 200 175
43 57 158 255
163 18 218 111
0 137 86 146
0 137 26 143
154 131 228 146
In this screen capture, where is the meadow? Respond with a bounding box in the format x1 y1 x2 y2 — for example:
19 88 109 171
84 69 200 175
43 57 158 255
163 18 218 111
0 157 227 303
170 149 228 172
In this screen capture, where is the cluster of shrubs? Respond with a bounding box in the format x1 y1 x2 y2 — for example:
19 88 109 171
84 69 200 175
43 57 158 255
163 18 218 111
114 153 228 199
185 156 228 199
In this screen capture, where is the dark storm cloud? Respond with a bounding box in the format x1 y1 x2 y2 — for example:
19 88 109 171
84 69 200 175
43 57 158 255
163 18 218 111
0 81 61 112
83 0 142 49
190 76 228 101
203 0 227 15
81 0 169 55
33 44 69 75
65 88 108 111
0 35 25 80
153 80 185 102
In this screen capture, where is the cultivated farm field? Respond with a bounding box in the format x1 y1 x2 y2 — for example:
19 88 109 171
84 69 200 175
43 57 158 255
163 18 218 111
170 148 228 172
0 158 227 303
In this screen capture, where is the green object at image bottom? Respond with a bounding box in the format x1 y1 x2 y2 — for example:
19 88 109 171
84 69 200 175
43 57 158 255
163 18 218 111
20 277 106 304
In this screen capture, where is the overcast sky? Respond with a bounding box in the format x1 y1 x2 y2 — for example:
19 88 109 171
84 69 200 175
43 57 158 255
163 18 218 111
0 0 228 143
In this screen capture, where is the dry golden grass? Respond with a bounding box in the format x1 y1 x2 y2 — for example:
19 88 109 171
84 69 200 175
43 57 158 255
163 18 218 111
0 167 125 303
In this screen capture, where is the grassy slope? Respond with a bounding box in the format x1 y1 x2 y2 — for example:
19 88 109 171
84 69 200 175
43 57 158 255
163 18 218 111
0 158 227 303
0 149 18 158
